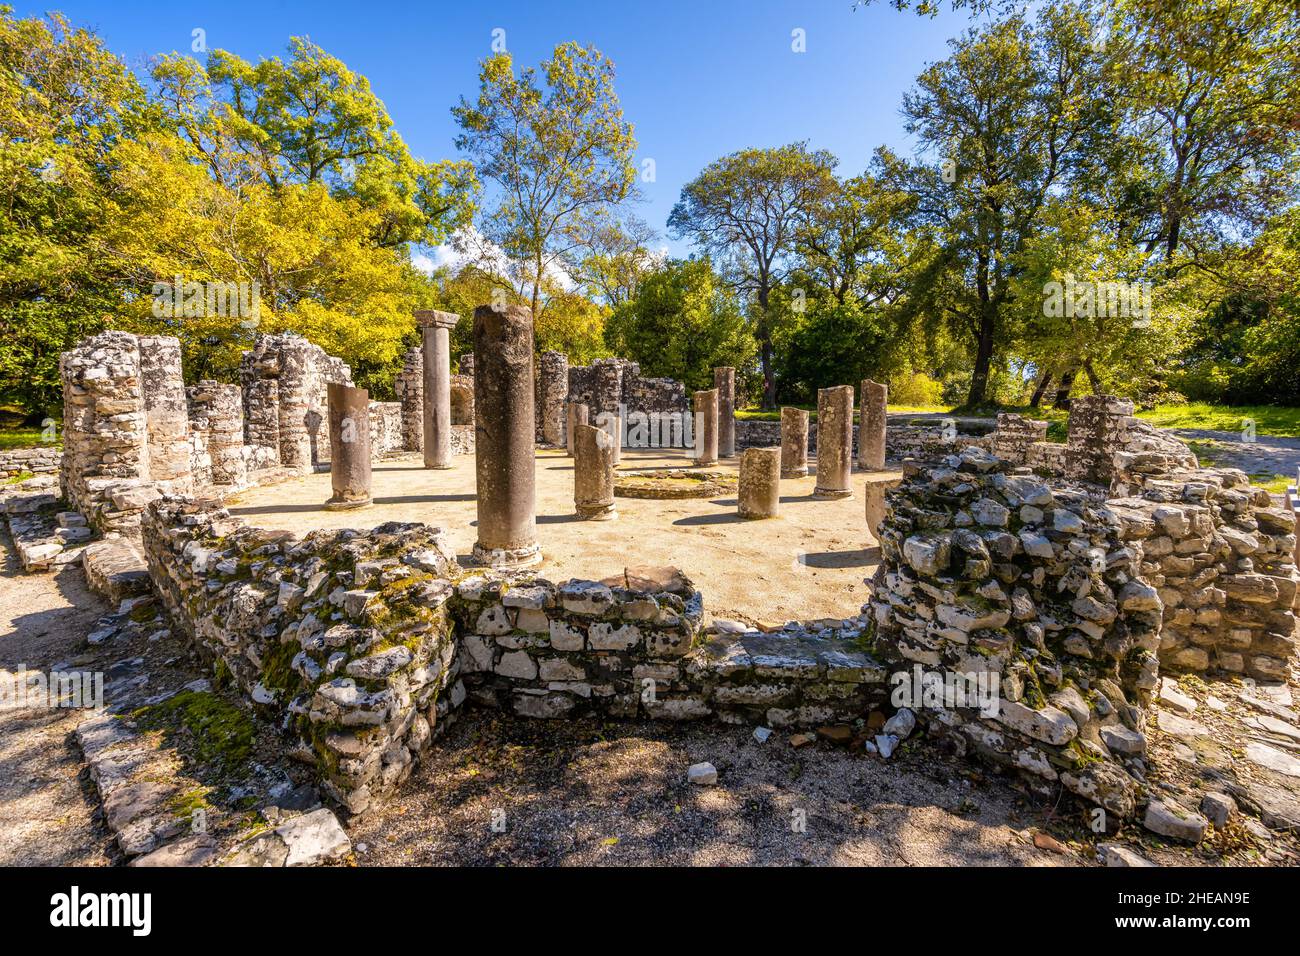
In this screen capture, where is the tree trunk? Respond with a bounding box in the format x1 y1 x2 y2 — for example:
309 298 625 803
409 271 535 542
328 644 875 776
1052 368 1076 409
1029 369 1053 408
1083 359 1101 393
965 306 996 407
757 286 776 409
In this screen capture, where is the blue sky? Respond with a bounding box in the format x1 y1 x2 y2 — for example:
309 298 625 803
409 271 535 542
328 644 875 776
20 0 979 257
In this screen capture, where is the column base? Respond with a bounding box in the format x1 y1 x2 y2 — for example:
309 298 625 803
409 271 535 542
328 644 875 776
324 496 372 511
471 540 543 568
782 467 809 479
812 486 853 500
575 503 617 521
423 462 454 470
693 458 718 468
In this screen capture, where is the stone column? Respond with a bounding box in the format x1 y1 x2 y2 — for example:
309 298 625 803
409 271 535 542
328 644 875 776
714 367 736 458
536 351 569 446
813 386 854 499
738 447 781 519
566 401 589 456
573 423 617 520
858 378 887 471
325 382 372 510
693 389 718 466
471 304 541 567
781 407 809 478
417 310 459 469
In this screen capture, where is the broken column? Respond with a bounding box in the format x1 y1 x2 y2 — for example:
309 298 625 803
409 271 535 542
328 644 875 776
1065 395 1132 485
138 335 193 495
418 309 459 470
738 447 781 519
325 382 372 510
693 389 719 466
781 407 809 478
858 378 887 471
813 385 854 499
596 409 622 466
536 351 569 446
566 401 589 456
188 381 247 488
573 423 617 520
472 304 541 567
395 346 423 453
714 367 736 458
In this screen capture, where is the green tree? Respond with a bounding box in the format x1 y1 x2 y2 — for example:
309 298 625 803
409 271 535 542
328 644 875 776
605 258 755 393
668 142 837 408
452 43 637 321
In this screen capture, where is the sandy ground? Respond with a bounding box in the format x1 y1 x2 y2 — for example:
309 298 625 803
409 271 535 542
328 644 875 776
0 542 114 867
228 449 897 623
349 709 1081 867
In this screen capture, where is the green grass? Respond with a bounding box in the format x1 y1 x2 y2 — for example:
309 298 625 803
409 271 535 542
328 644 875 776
1134 403 1300 438
0 427 52 451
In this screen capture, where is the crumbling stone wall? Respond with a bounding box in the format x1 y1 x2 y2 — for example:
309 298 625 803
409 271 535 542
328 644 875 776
870 447 1160 816
1108 469 1296 680
535 351 569 445
239 333 352 472
60 331 179 533
395 347 423 453
187 381 249 489
734 419 983 461
0 446 61 480
568 358 688 421
141 498 463 816
368 401 403 458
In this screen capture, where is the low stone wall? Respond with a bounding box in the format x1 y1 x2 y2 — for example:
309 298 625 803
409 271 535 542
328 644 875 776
0 445 61 479
735 419 983 462
141 498 463 817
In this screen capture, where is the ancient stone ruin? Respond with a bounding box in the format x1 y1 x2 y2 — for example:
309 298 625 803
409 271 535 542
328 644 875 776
10 314 1296 860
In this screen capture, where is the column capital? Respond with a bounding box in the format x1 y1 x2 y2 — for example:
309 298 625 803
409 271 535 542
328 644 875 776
415 309 460 330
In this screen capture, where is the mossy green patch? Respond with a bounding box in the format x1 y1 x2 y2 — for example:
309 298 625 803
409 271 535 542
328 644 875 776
133 690 256 778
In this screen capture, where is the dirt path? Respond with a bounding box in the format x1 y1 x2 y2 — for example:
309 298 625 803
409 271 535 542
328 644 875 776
0 539 114 866
1168 429 1300 479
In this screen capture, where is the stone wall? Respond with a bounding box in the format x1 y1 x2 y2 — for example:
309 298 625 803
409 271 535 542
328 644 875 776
187 381 249 489
0 445 61 480
568 358 688 422
239 333 352 472
368 401 403 458
735 419 983 462
1108 469 1297 680
141 497 463 817
869 447 1162 816
60 332 160 534
395 347 423 453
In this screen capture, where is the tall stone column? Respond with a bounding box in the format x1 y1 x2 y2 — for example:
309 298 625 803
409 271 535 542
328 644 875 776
417 310 459 469
714 367 736 458
596 410 622 467
325 382 372 510
566 401 589 456
858 378 888 471
471 304 541 567
813 385 854 499
693 389 719 466
536 351 569 446
780 407 809 478
573 423 617 520
738 447 781 519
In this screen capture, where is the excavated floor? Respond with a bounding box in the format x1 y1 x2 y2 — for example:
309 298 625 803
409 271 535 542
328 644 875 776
225 449 902 624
